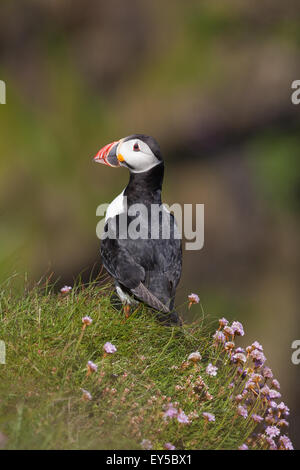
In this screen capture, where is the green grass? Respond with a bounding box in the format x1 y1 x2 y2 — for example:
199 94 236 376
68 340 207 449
0 277 289 450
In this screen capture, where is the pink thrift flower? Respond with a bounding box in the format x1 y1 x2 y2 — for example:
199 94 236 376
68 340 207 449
163 403 178 420
188 293 199 308
206 363 218 377
245 380 255 390
164 443 176 450
87 360 98 373
279 435 293 450
141 439 152 450
277 402 290 416
103 342 117 354
266 437 277 450
265 426 280 438
232 352 247 364
238 444 248 450
269 389 281 399
219 317 228 327
235 394 244 402
262 367 273 379
250 373 263 383
278 419 289 428
202 412 215 422
82 316 93 326
81 389 92 401
250 349 266 367
60 285 72 294
251 414 264 423
272 379 280 390
225 341 235 351
213 331 226 344
232 321 245 336
187 351 201 363
224 326 234 336
177 411 189 424
261 385 270 395
237 405 248 419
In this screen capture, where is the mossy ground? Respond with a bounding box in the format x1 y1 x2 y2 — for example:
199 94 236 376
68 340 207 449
0 277 267 450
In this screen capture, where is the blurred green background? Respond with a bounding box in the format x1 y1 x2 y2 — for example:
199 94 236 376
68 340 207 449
0 0 300 447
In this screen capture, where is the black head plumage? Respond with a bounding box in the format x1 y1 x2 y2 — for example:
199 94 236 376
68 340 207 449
123 134 163 162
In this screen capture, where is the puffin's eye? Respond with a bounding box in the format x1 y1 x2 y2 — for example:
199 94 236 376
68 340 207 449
133 142 140 151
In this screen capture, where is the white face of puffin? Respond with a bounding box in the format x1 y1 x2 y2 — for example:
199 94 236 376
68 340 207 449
116 138 160 173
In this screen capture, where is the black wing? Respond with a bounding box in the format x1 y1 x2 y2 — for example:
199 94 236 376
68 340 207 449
100 211 182 312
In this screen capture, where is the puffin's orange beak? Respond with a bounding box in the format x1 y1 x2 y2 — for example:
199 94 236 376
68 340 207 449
93 140 120 167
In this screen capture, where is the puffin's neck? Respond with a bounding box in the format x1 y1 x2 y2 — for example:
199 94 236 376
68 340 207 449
124 162 164 205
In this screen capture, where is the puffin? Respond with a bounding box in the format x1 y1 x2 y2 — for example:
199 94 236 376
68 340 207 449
94 134 182 325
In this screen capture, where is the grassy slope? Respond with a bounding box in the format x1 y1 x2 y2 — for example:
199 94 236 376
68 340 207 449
0 279 279 450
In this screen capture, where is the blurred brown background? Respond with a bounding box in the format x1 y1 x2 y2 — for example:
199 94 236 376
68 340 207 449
0 0 299 447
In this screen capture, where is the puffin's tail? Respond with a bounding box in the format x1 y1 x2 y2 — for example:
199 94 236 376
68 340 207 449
131 282 169 313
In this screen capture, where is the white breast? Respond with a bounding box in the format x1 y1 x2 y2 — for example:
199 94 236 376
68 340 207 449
105 190 125 222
